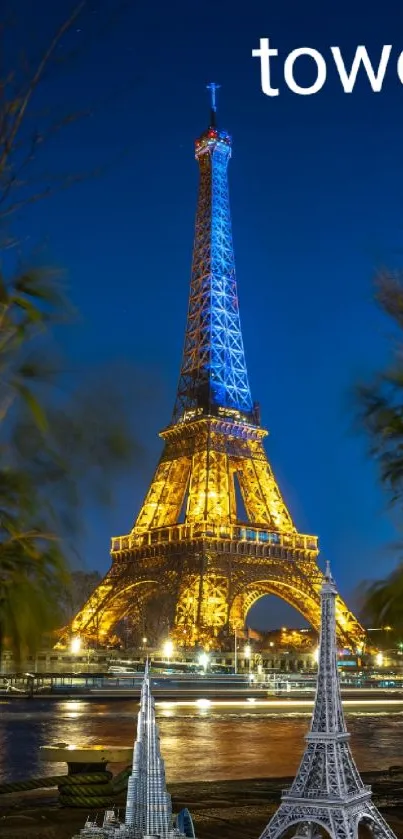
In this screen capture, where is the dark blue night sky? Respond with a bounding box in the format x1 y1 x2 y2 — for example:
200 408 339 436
10 0 403 628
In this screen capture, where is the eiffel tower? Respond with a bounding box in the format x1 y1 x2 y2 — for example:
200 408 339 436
70 85 364 650
259 563 396 839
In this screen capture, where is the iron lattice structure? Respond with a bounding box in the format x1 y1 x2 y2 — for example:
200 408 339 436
70 89 364 650
173 116 253 422
259 563 396 839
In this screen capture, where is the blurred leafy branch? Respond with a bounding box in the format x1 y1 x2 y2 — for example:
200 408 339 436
357 272 403 636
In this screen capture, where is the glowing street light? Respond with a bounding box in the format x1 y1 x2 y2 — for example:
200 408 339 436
244 644 251 676
199 652 209 672
375 651 384 667
163 639 173 664
312 646 319 664
70 636 82 655
142 637 147 648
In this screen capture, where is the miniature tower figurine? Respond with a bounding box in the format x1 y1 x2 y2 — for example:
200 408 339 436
125 659 173 835
258 561 397 839
72 660 195 839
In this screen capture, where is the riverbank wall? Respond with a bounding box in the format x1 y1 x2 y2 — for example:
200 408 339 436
2 771 403 839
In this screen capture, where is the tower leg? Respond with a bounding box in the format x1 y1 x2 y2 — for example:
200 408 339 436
259 802 398 839
361 802 399 839
173 568 231 649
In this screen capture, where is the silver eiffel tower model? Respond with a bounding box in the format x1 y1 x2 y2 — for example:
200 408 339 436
72 661 195 838
258 561 397 839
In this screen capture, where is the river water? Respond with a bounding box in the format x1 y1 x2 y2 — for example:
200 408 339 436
1 699 403 784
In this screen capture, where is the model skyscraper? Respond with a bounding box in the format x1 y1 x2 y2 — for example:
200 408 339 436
125 660 176 835
72 661 195 839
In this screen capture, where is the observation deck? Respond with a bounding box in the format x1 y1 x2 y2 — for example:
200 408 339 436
111 522 318 562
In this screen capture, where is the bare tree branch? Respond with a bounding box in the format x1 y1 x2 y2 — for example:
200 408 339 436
0 2 137 228
0 2 86 176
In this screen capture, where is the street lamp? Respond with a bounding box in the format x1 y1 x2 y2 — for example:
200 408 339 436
163 640 173 664
142 637 147 649
375 651 384 667
199 652 209 673
244 644 251 676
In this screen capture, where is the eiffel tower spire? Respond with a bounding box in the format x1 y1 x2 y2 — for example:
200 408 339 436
173 83 255 425
258 564 397 839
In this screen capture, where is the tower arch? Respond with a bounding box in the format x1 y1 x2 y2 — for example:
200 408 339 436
229 580 321 632
71 578 164 643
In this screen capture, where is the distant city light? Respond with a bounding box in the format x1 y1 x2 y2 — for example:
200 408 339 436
199 652 209 670
195 698 211 708
70 636 82 655
163 640 174 660
375 652 384 667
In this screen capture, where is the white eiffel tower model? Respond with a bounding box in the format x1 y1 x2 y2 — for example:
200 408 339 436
259 562 397 839
72 660 195 838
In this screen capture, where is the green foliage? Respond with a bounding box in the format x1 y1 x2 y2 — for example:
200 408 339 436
356 273 403 502
0 4 140 662
360 562 403 639
0 265 140 661
357 273 403 630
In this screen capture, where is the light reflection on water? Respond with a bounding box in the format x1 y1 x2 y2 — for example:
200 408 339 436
1 699 403 784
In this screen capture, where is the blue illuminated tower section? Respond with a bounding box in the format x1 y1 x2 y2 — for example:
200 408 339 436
173 84 255 424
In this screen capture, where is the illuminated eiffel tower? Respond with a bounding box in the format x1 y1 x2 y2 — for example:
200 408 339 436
70 85 364 650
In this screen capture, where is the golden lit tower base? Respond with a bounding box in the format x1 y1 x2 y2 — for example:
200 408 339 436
70 87 364 651
71 419 362 650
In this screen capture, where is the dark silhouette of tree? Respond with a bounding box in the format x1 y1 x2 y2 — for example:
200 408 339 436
0 267 142 662
59 570 103 623
357 272 403 634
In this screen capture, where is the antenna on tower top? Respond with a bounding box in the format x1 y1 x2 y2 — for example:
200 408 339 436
206 82 221 127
